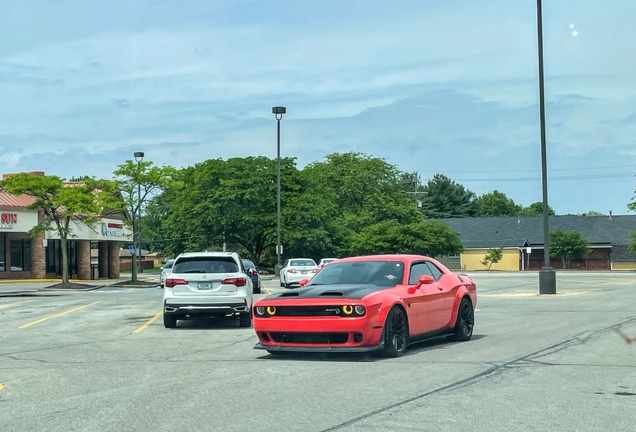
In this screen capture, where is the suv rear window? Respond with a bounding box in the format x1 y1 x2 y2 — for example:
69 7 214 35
173 256 239 274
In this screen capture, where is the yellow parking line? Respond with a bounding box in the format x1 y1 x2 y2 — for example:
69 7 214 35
18 301 101 329
134 311 162 333
0 382 5 391
0 299 32 310
262 283 272 295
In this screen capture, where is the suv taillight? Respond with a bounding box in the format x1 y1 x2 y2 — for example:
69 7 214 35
165 278 187 288
252 270 258 275
222 277 246 287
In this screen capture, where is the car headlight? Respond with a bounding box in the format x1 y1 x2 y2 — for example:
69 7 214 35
255 306 266 316
354 305 366 315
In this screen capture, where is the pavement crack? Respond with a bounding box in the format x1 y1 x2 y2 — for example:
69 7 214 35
320 315 636 432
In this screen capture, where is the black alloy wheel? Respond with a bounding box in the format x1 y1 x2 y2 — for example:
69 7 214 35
380 306 409 358
451 297 474 341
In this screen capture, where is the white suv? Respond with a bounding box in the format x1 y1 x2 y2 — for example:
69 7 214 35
163 252 254 328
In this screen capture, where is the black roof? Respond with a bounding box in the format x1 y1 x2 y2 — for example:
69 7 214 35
433 215 636 254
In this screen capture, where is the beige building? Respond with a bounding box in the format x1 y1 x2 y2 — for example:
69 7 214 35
0 172 132 280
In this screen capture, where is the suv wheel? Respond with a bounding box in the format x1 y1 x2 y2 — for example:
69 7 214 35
239 312 252 328
163 313 177 328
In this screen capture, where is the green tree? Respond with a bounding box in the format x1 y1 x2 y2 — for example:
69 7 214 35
629 231 636 254
350 220 463 257
419 174 478 218
113 160 175 281
549 229 590 269
303 152 421 257
520 201 556 216
0 173 120 285
476 190 522 217
480 247 504 270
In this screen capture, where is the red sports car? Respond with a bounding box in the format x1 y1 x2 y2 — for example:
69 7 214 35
252 254 477 357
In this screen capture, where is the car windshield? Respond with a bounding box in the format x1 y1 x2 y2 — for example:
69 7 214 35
242 259 256 269
164 260 175 269
290 259 316 267
172 256 238 274
308 260 405 286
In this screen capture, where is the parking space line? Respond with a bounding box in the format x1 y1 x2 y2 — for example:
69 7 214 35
18 301 101 329
0 382 5 391
262 283 272 295
0 299 32 310
134 311 162 333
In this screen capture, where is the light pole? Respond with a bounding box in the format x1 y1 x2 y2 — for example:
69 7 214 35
272 106 286 278
134 151 144 278
536 0 556 294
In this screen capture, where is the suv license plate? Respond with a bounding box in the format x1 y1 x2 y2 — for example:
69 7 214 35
198 282 212 289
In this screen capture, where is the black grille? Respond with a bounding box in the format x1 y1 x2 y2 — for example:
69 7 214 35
269 332 349 344
274 306 345 316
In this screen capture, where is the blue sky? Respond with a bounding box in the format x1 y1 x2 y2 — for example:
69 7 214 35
1 0 636 214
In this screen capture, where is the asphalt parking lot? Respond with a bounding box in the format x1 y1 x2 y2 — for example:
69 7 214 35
1 272 635 432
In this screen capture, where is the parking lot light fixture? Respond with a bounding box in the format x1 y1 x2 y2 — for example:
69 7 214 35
134 151 145 276
536 0 556 294
272 106 286 277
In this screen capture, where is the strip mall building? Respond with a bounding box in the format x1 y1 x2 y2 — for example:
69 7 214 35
0 172 132 280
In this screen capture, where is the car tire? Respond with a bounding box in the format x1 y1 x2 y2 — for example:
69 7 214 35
280 280 284 287
450 297 474 342
380 306 409 358
163 313 177 328
239 312 252 328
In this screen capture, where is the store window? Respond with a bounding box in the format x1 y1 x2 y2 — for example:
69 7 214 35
10 238 32 271
45 240 77 275
0 233 5 272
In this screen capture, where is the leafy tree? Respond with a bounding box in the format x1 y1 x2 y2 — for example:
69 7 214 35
520 201 556 216
350 220 463 257
476 190 522 217
480 247 504 270
113 160 175 281
629 231 636 254
0 173 120 285
549 229 590 269
303 152 421 256
419 174 478 218
581 211 604 216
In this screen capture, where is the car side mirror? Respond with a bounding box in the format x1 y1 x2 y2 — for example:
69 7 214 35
415 275 435 290
299 279 309 287
246 269 253 276
160 266 164 270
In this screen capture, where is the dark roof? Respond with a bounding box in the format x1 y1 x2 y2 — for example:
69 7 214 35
432 215 636 249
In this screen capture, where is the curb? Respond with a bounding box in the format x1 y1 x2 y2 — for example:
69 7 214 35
40 285 105 292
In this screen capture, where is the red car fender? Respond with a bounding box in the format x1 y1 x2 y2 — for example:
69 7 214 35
373 295 407 328
448 282 477 328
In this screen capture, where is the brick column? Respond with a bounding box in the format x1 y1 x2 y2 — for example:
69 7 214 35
98 241 108 278
108 241 120 279
30 210 46 278
76 240 91 280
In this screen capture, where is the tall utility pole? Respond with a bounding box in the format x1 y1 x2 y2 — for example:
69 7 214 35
134 152 145 279
272 106 286 278
536 0 556 294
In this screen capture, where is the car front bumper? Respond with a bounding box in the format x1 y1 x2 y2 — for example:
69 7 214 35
253 315 384 351
254 340 385 353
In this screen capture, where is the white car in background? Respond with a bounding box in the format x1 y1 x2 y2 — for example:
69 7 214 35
163 251 254 328
279 258 319 288
159 259 175 288
318 258 339 268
